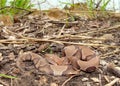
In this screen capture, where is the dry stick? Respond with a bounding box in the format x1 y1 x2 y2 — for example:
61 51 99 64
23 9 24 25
11 79 13 86
54 34 106 41
2 28 120 47
3 27 25 38
83 24 120 35
59 37 106 41
57 24 66 38
0 37 120 48
101 49 120 59
107 63 120 78
99 74 102 86
61 74 80 86
95 0 102 9
0 39 27 44
105 78 119 86
104 76 110 83
0 41 25 44
24 37 120 48
48 20 79 24
0 80 8 86
1 28 106 42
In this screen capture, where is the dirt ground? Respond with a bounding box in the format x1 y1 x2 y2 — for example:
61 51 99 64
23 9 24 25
0 11 120 86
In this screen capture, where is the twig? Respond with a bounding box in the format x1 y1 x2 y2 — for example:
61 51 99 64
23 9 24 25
0 37 120 48
3 27 24 38
104 75 110 83
58 24 66 37
61 74 80 86
105 78 119 86
54 34 106 41
48 20 79 24
0 79 8 86
107 63 120 77
101 49 120 59
1 28 120 47
11 78 13 86
83 24 120 35
95 0 102 9
19 36 120 48
58 37 106 41
99 74 102 86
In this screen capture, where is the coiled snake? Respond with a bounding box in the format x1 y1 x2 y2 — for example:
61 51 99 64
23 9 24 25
16 45 99 76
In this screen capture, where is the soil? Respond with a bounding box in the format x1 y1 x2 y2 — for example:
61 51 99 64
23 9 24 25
0 11 120 86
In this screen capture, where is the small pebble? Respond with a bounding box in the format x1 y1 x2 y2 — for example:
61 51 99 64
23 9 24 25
82 77 89 82
50 83 58 86
111 76 115 79
91 77 99 83
100 60 107 66
114 60 118 64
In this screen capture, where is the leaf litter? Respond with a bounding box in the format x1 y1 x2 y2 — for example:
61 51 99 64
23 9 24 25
0 7 120 86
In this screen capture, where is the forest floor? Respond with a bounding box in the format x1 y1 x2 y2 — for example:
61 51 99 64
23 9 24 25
0 9 120 86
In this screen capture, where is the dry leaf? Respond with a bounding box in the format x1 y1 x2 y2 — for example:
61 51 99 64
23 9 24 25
107 63 120 77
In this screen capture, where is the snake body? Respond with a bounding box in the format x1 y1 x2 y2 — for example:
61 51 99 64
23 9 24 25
16 45 99 76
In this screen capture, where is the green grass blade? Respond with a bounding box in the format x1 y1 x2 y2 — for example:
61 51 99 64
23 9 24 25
59 1 74 6
0 74 17 79
101 0 110 11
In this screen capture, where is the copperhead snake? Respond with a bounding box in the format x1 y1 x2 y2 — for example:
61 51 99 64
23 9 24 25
16 45 99 76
